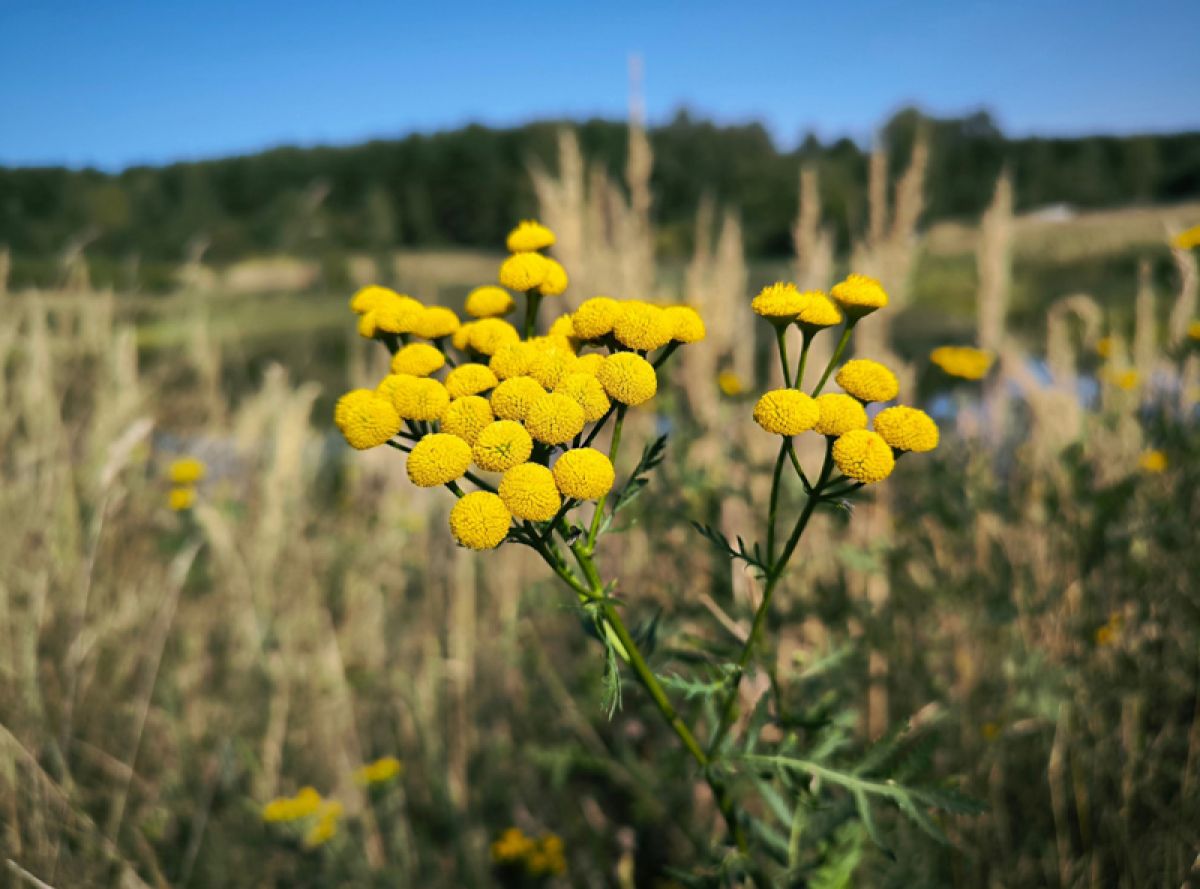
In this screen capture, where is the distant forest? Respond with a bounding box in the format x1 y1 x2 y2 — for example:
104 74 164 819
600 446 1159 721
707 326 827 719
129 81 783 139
2 107 1199 287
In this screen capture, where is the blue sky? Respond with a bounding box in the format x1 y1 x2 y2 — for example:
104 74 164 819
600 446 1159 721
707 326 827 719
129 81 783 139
1 0 1195 170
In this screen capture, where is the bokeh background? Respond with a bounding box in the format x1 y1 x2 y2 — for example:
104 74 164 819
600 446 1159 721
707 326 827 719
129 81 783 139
1 2 1198 887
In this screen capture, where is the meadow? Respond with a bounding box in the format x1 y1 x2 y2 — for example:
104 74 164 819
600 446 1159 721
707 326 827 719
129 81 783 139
2 126 1198 888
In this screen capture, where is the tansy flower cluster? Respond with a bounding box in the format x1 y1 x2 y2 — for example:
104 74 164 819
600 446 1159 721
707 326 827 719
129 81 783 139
261 787 344 849
334 220 705 551
930 345 994 381
490 827 567 878
166 456 206 511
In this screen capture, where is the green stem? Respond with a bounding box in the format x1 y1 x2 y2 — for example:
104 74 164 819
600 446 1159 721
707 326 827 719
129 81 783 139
766 441 788 563
463 471 497 493
811 321 856 396
523 290 542 338
586 405 626 549
775 326 793 388
385 440 412 453
786 439 812 492
794 329 814 391
652 341 681 370
582 405 616 448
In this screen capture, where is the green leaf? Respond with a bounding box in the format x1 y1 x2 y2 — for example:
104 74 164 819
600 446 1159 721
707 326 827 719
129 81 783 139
690 521 770 576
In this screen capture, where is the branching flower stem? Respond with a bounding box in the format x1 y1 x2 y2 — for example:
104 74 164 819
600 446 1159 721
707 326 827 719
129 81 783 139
812 320 858 395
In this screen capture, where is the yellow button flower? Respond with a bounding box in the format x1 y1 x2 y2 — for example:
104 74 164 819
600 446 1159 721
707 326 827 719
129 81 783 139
1108 368 1140 391
553 448 615 500
262 786 322 823
168 456 206 485
406 433 472 487
813 393 867 436
491 376 547 421
751 282 808 321
465 285 515 318
832 429 895 483
358 292 423 338
548 313 576 340
489 340 538 380
612 301 673 351
452 322 476 351
573 352 605 376
506 220 556 253
664 305 706 343
335 389 403 449
499 252 550 291
168 487 196 511
1172 224 1200 251
835 359 899 403
526 340 577 389
449 491 512 549
830 273 888 315
539 259 569 296
382 375 451 421
525 393 586 445
445 363 499 398
473 420 534 472
1138 449 1167 473
597 352 658 406
353 756 403 786
491 827 536 863
1094 336 1115 359
349 284 394 314
499 463 561 521
440 395 494 444
929 346 993 380
873 405 939 452
554 372 611 422
1188 320 1200 341
753 389 819 436
411 306 460 340
796 292 842 329
468 317 521 356
717 370 744 396
391 343 446 377
572 296 621 339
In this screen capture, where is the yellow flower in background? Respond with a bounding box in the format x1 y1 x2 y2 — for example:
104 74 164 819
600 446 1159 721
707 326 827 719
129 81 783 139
168 456 206 485
612 301 674 351
506 220 556 253
525 393 586 445
467 318 521 356
796 292 842 329
499 463 561 521
751 282 808 321
830 273 888 315
812 393 867 436
390 342 446 377
491 376 547 421
1094 336 1115 359
753 389 819 436
262 786 322 823
303 801 342 849
406 433 472 487
597 353 658 406
664 305 707 343
717 370 744 397
930 345 993 381
168 487 196 511
873 405 940 453
445 363 499 398
835 359 900 403
572 296 621 339
334 389 402 450
491 827 536 863
1138 449 1167 473
526 832 568 876
1108 368 1140 391
555 371 611 422
1187 320 1200 341
499 252 550 291
384 375 451 421
411 305 461 340
465 285 516 318
449 492 512 550
354 756 403 786
553 448 615 500
441 396 494 445
539 259 569 296
473 420 534 472
832 429 895 483
1172 224 1200 251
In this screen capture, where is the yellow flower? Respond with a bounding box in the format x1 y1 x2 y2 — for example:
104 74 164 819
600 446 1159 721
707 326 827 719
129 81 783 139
491 827 535 863
527 834 567 876
465 285 515 318
406 433 472 487
1094 336 1115 359
717 370 744 396
753 389 819 436
572 296 621 339
574 352 605 376
832 429 895 483
873 405 939 452
929 346 993 381
548 313 576 340
1095 624 1117 646
597 353 658 406
1187 320 1200 341
526 340 577 389
391 343 445 377
303 805 341 849
449 492 512 550
835 359 900 403
1172 224 1200 251
553 448 615 500
830 273 888 315
506 220 556 253
168 487 196 511
1138 449 1167 473
539 259 569 296
445 363 499 399
612 301 673 351
554 372 611 422
491 376 547 421
981 722 1001 742
441 396 494 444
489 341 539 380
468 318 521 356
812 393 867 436
1108 368 1140 391
525 393 586 445
354 756 403 786
752 282 808 321
499 463 561 521
664 305 706 343
412 306 461 340
796 292 842 329
335 389 403 449
349 284 394 314
359 292 423 337
499 252 550 291
262 786 322 823
168 457 206 485
382 375 451 421
452 322 476 351
473 420 534 472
